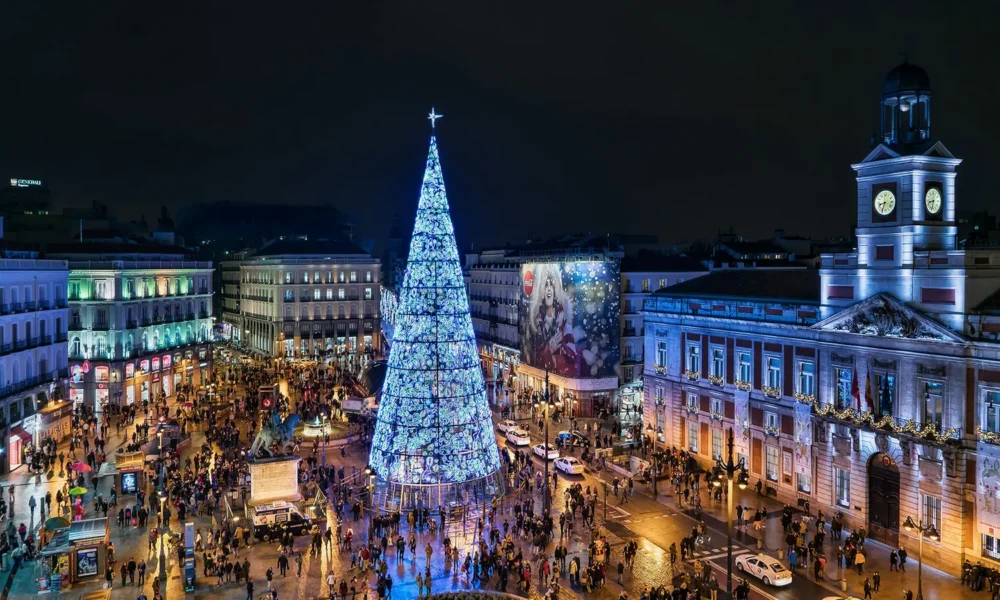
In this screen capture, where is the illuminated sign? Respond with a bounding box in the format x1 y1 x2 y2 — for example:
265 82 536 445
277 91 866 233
151 357 160 372
162 354 172 370
95 366 110 383
71 364 84 384
125 363 134 379
152 373 160 383
139 360 150 375
10 178 42 188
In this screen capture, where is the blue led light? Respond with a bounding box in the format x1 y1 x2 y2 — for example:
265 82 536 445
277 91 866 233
369 136 502 485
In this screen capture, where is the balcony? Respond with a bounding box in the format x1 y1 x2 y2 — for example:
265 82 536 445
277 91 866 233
55 298 68 309
622 328 637 337
126 320 139 330
813 402 961 445
37 300 50 310
0 304 8 315
24 301 36 311
0 372 57 400
198 287 209 295
56 332 67 343
70 321 83 331
26 337 39 349
141 318 152 327
93 321 110 331
199 311 210 319
42 335 52 346
11 302 23 312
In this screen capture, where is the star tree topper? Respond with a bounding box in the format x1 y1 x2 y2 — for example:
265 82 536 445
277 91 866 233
428 107 443 129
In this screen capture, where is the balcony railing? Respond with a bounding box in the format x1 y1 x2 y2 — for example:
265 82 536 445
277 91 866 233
0 372 58 400
93 321 110 331
622 328 637 337
813 402 961 444
55 298 68 308
126 320 139 329
24 301 36 311
55 333 67 343
11 302 23 312
198 288 209 295
199 311 210 319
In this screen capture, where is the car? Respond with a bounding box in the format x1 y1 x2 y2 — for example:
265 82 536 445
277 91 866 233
555 430 587 445
497 420 518 434
506 428 531 446
532 443 559 460
554 456 585 475
734 554 792 587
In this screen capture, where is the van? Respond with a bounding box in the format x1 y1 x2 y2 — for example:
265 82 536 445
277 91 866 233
251 500 312 541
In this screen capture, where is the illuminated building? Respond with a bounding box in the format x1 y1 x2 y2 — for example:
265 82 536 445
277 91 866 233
218 251 248 345
53 244 215 410
642 62 1000 576
229 240 381 359
369 131 502 506
0 258 70 474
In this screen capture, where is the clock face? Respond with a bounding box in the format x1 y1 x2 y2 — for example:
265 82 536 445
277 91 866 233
925 187 942 214
874 189 896 216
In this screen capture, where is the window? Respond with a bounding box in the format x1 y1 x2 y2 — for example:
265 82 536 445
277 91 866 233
655 386 664 404
656 341 668 368
984 534 1000 561
314 272 320 283
711 397 723 415
338 288 345 300
738 352 751 383
765 411 779 430
767 357 781 390
284 289 293 301
687 345 700 373
301 272 309 284
986 391 1000 434
766 445 779 482
350 271 357 283
326 288 333 300
641 278 650 292
712 348 724 379
623 343 633 361
797 473 812 494
687 392 698 411
923 495 941 536
688 421 699 453
924 382 943 429
364 288 373 300
835 467 851 507
836 368 853 409
366 271 372 283
95 280 108 300
798 362 814 397
712 429 723 460
876 373 896 417
658 278 666 289
623 366 633 381
338 271 345 283
313 288 321 301
656 410 665 442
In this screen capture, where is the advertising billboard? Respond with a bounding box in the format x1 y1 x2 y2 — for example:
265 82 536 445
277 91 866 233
519 261 620 379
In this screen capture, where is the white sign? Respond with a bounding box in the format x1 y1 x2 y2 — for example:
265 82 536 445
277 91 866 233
978 444 1000 534
249 458 301 503
10 178 42 188
734 389 750 459
794 402 812 475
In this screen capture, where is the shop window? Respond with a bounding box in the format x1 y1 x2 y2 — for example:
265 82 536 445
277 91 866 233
797 473 812 494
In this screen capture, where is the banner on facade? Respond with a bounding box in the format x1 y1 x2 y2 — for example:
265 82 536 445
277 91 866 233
978 444 1000 534
734 389 750 459
794 401 813 475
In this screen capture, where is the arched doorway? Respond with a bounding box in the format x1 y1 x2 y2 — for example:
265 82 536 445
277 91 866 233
868 452 900 546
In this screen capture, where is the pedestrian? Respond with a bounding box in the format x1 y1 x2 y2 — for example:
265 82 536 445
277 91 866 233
898 546 907 572
296 553 303 576
266 567 274 590
855 550 866 575
247 579 254 600
872 570 880 592
889 549 898 571
863 577 872 600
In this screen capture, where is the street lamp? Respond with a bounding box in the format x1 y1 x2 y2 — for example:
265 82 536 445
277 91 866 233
903 516 939 600
543 370 551 516
157 491 168 582
714 427 749 597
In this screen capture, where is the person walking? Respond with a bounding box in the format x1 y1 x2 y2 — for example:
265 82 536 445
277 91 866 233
855 550 866 575
296 553 303 576
246 579 254 600
266 567 274 590
863 577 872 600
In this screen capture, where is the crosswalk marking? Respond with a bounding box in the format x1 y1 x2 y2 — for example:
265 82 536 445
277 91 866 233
686 546 750 562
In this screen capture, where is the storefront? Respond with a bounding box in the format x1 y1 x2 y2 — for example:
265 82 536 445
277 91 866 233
38 401 73 444
8 425 32 471
123 349 210 404
112 450 145 496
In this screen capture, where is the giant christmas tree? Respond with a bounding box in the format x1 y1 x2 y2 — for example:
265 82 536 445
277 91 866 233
369 118 502 501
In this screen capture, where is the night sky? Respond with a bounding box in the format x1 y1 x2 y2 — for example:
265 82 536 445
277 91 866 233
1 3 996 250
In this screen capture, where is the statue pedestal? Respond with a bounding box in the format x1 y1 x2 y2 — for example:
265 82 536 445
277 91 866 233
248 456 301 505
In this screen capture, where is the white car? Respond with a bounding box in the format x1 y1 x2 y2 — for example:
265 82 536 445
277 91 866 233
506 428 531 446
735 554 792 587
532 443 559 460
497 420 518 434
554 456 585 475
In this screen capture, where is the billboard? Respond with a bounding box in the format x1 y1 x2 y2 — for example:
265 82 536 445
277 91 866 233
519 261 620 379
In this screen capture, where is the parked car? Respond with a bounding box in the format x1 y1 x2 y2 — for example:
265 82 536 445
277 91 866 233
497 420 518 434
506 428 531 446
554 456 585 475
735 554 793 587
532 443 559 460
555 430 587 445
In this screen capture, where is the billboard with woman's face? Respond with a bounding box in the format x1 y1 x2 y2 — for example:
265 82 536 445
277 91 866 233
519 261 620 379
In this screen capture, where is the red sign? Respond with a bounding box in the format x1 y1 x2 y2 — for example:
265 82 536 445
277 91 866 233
152 373 160 382
151 357 160 372
523 269 534 296
139 360 150 375
125 363 135 379
162 355 172 370
262 397 273 409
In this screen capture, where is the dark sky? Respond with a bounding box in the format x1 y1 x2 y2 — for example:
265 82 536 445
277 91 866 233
1 3 996 250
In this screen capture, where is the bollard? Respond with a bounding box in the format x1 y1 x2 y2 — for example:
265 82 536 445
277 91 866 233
841 577 848 592
778 549 784 560
757 538 763 550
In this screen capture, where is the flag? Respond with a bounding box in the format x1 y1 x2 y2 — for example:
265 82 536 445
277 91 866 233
851 368 860 411
865 374 874 414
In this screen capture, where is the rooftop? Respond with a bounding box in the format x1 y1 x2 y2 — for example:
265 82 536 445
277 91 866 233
251 239 370 258
621 253 708 273
650 269 820 304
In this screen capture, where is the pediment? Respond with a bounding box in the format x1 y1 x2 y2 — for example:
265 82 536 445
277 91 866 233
922 141 955 159
813 293 964 343
860 144 901 163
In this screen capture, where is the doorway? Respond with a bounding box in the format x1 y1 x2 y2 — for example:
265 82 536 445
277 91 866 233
868 453 900 546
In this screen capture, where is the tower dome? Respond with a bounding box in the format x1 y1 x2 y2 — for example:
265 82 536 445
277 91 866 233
879 61 932 146
882 61 931 98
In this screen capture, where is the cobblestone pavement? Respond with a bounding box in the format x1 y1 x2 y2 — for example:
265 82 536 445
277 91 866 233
3 355 976 600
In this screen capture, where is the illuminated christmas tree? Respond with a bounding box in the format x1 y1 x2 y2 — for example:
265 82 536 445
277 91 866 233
369 112 502 502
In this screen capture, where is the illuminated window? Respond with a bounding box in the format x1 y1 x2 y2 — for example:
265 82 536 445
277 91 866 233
924 382 943 429
765 445 779 482
711 397 723 415
314 272 320 283
656 341 667 368
641 278 649 292
986 391 1000 434
836 368 853 409
798 361 814 396
366 271 372 283
923 495 941 535
656 410 665 442
326 288 333 300
687 344 700 373
767 357 781 390
765 411 778 430
313 289 321 301
738 352 751 383
338 288 345 300
712 348 724 379
350 271 357 283
338 271 345 283
688 421 699 453
797 473 811 493
836 468 850 507
658 278 666 289
365 288 373 300
301 272 308 284
712 429 722 460
284 290 292 301
687 392 698 411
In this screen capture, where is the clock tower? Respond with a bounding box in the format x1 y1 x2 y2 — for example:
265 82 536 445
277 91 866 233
821 61 970 331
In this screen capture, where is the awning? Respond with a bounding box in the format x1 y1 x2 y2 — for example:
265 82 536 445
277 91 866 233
9 426 31 445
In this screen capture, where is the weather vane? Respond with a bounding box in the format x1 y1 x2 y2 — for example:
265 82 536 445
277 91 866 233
428 107 443 130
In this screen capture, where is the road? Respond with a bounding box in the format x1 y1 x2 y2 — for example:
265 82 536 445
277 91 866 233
494 413 848 600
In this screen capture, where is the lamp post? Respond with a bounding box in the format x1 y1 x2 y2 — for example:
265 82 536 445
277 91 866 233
713 427 749 597
157 491 168 582
543 370 551 516
903 516 939 600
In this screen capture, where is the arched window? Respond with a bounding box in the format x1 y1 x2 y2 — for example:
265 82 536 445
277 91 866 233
300 306 309 320
71 337 81 357
338 304 346 319
95 336 107 358
125 334 134 358
23 358 32 380
350 304 358 318
284 306 293 319
39 356 48 377
313 306 321 320
326 304 334 319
